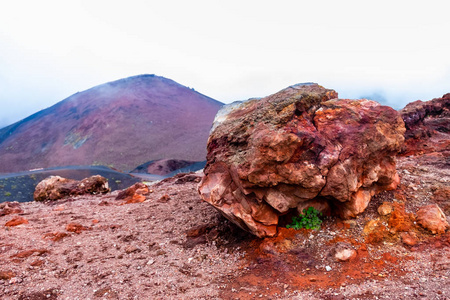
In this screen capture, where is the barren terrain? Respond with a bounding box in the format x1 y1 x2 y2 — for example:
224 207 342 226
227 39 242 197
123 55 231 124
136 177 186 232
0 153 449 299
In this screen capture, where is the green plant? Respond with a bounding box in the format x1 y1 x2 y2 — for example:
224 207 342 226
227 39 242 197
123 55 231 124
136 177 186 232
286 207 323 230
4 192 11 197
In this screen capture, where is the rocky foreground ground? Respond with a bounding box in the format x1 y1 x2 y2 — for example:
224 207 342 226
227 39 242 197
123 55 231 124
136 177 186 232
0 152 449 300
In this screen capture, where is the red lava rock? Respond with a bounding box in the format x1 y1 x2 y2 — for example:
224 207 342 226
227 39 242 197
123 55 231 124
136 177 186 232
186 224 213 237
42 232 69 242
158 194 170 203
66 223 88 234
363 219 388 244
121 194 146 204
0 270 15 280
30 259 45 267
388 203 413 233
400 232 419 246
0 202 23 216
416 204 449 234
116 182 149 204
11 249 48 259
34 175 110 201
5 216 28 227
199 83 405 237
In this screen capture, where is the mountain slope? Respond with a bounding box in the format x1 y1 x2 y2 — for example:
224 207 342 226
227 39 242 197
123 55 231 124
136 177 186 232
0 75 223 173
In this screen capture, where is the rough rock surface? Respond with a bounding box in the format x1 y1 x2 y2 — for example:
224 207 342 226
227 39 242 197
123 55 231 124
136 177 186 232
416 204 450 234
199 83 405 237
33 175 110 201
115 182 150 204
400 93 450 155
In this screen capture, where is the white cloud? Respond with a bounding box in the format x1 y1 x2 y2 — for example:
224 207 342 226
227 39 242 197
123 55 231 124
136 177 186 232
0 0 449 126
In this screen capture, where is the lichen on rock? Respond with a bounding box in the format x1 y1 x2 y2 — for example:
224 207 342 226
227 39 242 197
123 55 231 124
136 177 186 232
199 83 405 237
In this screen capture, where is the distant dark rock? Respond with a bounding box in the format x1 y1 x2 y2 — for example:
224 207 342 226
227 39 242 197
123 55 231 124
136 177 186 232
400 93 450 155
131 159 205 176
0 75 223 173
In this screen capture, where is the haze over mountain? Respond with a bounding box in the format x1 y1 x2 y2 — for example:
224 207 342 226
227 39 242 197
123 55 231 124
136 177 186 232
0 75 223 173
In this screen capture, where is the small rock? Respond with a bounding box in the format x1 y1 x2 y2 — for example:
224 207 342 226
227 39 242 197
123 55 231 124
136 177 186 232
378 202 393 216
335 248 356 262
158 194 170 203
0 271 15 280
66 223 87 234
400 232 419 246
125 246 141 254
116 182 149 204
9 277 22 284
363 219 380 234
416 204 449 234
186 224 212 237
325 266 332 272
5 216 28 227
155 250 166 256
42 232 69 242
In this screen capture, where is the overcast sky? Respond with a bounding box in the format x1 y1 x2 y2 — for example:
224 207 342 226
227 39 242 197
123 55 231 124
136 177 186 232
1 0 449 128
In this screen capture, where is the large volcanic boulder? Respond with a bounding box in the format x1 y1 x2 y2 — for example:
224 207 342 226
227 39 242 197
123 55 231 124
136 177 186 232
400 93 450 155
198 83 405 237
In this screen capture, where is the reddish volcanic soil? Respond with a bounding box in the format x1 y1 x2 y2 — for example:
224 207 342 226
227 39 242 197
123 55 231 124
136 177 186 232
0 153 449 299
0 75 223 173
